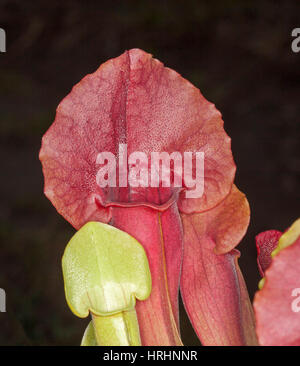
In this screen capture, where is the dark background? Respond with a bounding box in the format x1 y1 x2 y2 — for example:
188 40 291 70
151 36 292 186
0 0 299 345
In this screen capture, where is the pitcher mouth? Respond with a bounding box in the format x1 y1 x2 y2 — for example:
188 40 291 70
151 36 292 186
94 187 183 212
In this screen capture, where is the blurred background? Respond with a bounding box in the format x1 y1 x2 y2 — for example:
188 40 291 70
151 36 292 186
0 0 299 345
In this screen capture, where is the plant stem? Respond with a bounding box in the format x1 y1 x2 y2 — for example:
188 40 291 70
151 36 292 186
92 309 141 346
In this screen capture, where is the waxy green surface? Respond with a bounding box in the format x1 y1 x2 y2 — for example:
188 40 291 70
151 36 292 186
62 221 151 318
62 221 152 345
81 321 97 346
81 310 142 346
